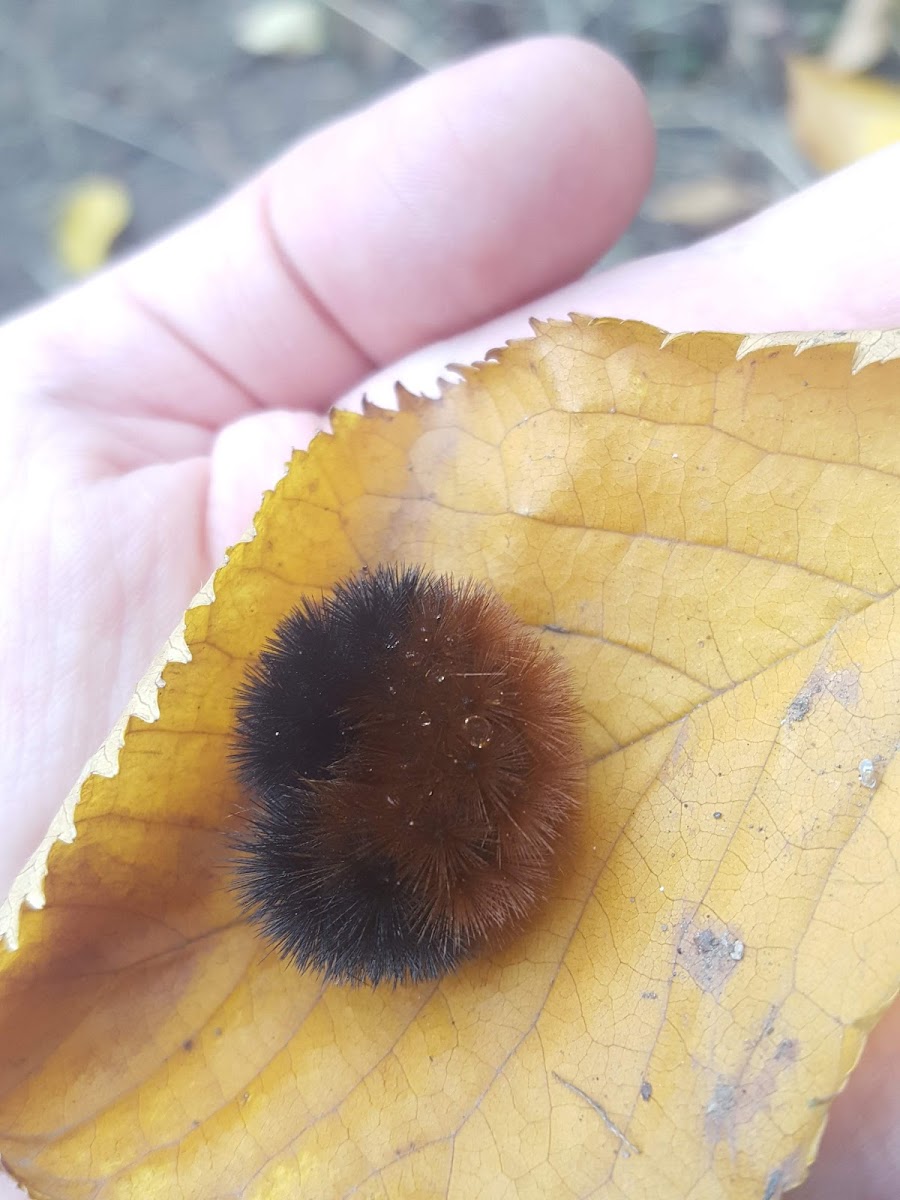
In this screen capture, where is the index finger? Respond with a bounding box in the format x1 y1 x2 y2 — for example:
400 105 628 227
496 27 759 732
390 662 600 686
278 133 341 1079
3 37 653 432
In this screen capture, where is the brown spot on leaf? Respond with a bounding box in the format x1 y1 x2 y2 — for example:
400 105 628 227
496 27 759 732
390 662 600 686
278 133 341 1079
782 664 861 727
704 1081 737 1142
680 922 745 996
706 1033 802 1148
774 1039 797 1062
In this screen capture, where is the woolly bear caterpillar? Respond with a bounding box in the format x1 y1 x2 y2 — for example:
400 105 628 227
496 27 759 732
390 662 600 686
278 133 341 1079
231 564 583 986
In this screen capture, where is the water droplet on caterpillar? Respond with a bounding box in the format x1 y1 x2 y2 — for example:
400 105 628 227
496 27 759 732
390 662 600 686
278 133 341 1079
463 714 492 749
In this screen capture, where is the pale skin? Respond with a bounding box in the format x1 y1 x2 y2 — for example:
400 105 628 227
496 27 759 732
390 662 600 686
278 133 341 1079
0 35 897 1199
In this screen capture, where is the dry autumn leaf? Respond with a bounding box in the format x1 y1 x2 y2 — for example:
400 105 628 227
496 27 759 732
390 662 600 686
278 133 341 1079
232 0 327 58
644 177 765 231
826 0 897 74
54 176 132 277
787 54 900 171
1 318 899 1199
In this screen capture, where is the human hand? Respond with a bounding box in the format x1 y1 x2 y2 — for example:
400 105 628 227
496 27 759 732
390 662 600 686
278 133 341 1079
1 34 897 1200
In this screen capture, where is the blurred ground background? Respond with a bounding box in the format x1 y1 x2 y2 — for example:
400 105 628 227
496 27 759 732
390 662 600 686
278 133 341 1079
0 0 894 317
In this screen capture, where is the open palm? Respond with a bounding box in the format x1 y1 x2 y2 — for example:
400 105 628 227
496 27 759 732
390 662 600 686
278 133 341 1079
2 36 899 1200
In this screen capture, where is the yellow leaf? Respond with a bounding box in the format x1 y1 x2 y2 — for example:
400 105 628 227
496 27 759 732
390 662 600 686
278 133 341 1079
825 0 896 74
787 54 900 171
54 176 132 277
2 319 900 1198
644 176 764 231
232 0 327 58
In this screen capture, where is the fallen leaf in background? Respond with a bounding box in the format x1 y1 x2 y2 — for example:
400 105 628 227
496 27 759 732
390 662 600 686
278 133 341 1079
232 0 327 58
825 0 896 73
1 318 899 1199
54 176 132 277
644 176 765 231
787 54 900 170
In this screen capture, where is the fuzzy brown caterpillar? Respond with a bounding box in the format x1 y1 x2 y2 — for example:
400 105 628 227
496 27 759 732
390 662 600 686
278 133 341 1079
231 564 582 986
